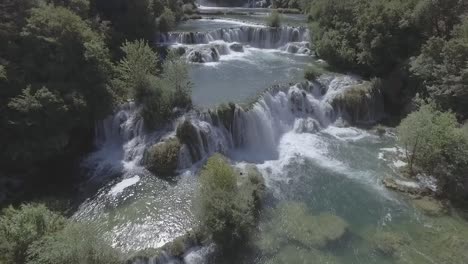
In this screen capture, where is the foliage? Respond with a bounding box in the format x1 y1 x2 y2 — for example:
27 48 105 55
410 18 468 118
113 41 191 129
113 39 159 100
27 222 121 264
267 10 282 28
195 154 263 250
145 138 182 177
161 50 193 109
0 204 66 264
158 7 176 32
1 3 114 166
308 0 424 77
397 104 468 201
0 65 6 80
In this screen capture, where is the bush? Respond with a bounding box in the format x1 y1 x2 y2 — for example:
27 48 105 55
267 10 282 28
304 65 325 81
0 204 66 264
158 8 176 32
397 104 468 201
195 154 263 250
161 50 192 109
27 223 121 264
144 138 182 177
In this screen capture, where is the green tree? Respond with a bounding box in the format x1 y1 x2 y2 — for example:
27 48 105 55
113 39 159 100
27 223 121 264
410 18 468 118
195 154 260 250
161 50 192 108
2 3 114 165
397 104 468 201
267 10 282 28
158 7 176 32
0 204 66 264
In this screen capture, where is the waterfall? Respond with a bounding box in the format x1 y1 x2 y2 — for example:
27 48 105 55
175 76 384 166
82 102 147 181
158 26 310 49
83 75 384 182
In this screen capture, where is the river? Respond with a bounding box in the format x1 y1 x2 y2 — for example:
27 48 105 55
73 6 468 264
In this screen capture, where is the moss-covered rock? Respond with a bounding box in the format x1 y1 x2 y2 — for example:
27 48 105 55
331 78 383 125
412 197 448 217
144 138 181 177
216 102 237 130
176 119 203 162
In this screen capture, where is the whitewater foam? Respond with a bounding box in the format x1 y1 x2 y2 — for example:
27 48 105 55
109 175 141 196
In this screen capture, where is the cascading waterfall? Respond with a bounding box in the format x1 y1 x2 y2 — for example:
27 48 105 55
83 75 383 181
175 75 383 167
158 26 310 49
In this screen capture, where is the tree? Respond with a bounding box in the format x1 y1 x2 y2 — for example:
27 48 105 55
0 204 66 264
267 10 282 28
161 50 192 109
2 3 114 165
158 7 176 32
397 103 468 201
195 154 262 250
410 18 468 119
113 39 159 101
27 223 121 264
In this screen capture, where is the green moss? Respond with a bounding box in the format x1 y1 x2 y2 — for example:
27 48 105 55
267 10 282 28
144 138 181 177
176 120 202 162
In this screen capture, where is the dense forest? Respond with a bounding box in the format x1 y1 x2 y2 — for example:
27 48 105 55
0 0 195 200
303 0 468 205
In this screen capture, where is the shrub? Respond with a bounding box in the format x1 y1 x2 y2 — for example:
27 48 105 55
195 154 262 250
144 138 182 177
0 204 66 264
161 50 192 109
267 10 282 28
158 8 176 32
27 223 121 264
304 64 325 81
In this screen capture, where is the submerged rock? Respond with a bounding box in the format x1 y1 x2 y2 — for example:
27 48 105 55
382 177 431 196
412 197 448 217
257 202 349 254
229 43 244 52
144 138 181 177
186 47 220 63
265 245 338 264
371 231 409 257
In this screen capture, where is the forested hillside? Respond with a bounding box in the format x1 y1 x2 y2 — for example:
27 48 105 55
0 0 194 197
305 0 468 119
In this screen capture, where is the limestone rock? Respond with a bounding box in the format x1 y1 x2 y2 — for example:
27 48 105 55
412 197 448 217
229 43 244 52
